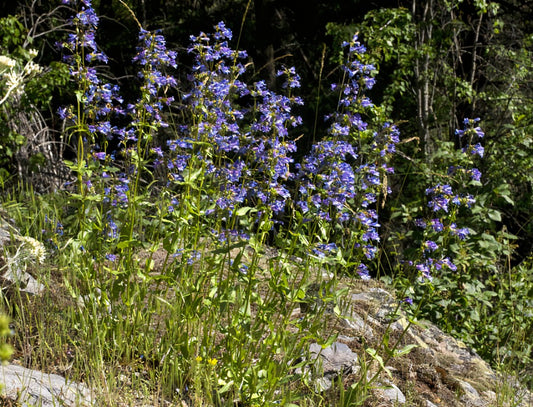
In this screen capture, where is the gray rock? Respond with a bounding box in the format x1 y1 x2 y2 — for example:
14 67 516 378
456 378 481 404
2 267 45 296
342 311 375 338
0 364 93 406
379 380 406 404
313 376 333 392
309 342 358 376
350 287 398 321
336 334 355 342
309 281 533 406
0 217 16 247
306 341 359 391
0 226 11 246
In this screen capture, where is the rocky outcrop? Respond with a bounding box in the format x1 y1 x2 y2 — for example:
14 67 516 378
300 281 533 406
0 363 93 406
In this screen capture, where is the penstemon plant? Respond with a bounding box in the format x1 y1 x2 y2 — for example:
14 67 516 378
57 0 177 270
53 2 406 400
294 35 399 279
50 1 494 404
391 118 485 323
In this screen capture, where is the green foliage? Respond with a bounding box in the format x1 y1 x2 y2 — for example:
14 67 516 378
327 8 416 116
24 61 70 108
0 16 26 53
387 130 532 376
0 314 13 364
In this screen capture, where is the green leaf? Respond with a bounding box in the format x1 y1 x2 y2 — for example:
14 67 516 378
15 134 25 145
217 379 234 393
487 209 502 222
235 206 255 217
394 344 418 357
74 90 84 102
117 239 135 249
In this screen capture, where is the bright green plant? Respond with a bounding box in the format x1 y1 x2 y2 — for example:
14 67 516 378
0 314 13 364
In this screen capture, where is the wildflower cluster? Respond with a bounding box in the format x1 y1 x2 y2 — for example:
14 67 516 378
295 35 399 279
57 0 126 220
57 0 181 256
164 22 302 225
18 236 47 264
412 118 484 281
58 0 177 151
57 0 123 130
245 68 302 214
131 29 177 134
58 2 399 282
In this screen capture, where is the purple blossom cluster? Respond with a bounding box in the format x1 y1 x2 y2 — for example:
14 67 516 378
312 242 339 259
164 23 302 216
173 23 252 213
58 0 131 221
413 118 484 281
425 183 475 213
59 0 178 150
130 29 178 131
57 0 124 139
58 0 181 258
59 11 400 280
245 70 302 213
296 140 357 220
415 257 457 281
103 174 130 206
457 118 485 165
171 249 202 265
60 0 107 64
294 35 399 280
212 228 250 244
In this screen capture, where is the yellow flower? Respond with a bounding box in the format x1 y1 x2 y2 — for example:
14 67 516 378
195 355 203 363
207 358 218 366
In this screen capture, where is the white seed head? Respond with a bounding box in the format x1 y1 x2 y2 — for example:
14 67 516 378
5 71 21 88
25 60 42 75
20 236 47 264
0 55 16 68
